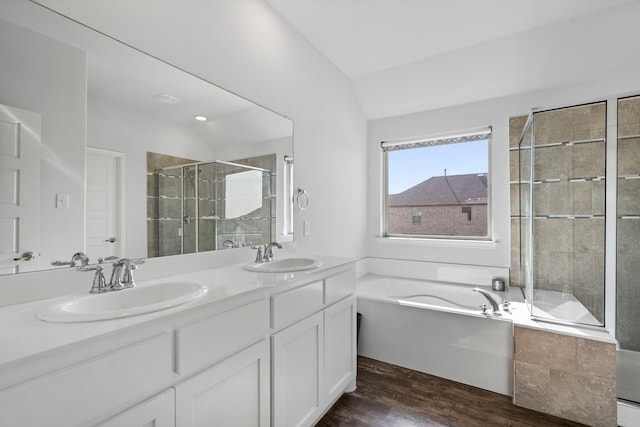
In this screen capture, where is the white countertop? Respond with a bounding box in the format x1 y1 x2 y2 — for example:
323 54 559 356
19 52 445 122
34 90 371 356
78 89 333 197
0 255 355 374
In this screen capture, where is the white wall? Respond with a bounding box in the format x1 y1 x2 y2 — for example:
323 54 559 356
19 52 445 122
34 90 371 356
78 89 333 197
355 1 640 119
37 0 368 259
368 77 640 268
0 18 86 268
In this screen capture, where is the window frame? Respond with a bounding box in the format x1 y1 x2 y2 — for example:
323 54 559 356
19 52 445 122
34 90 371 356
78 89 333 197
381 126 492 241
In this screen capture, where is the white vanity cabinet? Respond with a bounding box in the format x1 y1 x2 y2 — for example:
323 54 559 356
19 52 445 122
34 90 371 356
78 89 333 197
0 259 357 427
272 311 325 427
271 268 357 427
97 389 176 427
0 332 175 427
175 340 270 426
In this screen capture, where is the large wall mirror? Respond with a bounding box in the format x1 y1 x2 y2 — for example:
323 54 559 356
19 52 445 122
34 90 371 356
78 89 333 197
0 1 294 275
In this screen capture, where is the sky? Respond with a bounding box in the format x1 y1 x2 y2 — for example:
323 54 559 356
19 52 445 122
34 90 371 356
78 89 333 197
387 140 488 194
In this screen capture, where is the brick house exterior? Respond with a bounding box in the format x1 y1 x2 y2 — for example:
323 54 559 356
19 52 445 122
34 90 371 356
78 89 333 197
387 173 488 236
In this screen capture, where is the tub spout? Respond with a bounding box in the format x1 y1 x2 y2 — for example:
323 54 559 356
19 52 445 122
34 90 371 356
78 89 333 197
473 288 500 314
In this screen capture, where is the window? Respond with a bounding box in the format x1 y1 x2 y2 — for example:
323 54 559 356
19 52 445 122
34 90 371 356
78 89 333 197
412 207 422 224
461 206 472 222
382 127 491 239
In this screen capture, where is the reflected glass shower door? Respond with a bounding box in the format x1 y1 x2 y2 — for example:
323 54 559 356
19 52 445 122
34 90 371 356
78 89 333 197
157 160 274 256
156 166 184 257
617 95 640 404
215 161 273 249
521 102 606 327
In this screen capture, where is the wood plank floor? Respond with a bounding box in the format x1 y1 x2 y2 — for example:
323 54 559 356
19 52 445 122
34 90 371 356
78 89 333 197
316 357 586 427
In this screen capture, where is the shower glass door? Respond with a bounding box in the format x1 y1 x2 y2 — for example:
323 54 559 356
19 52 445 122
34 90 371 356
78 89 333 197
157 160 273 256
521 102 606 327
616 95 640 404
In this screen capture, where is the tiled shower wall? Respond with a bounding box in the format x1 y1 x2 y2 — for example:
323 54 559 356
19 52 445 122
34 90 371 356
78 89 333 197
146 152 277 258
617 95 640 351
146 152 197 258
509 103 606 323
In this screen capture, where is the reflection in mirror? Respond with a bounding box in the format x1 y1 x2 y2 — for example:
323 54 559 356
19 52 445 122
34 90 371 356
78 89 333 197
149 157 276 257
0 2 293 275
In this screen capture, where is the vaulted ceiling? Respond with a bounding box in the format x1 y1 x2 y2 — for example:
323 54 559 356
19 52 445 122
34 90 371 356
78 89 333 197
265 0 640 118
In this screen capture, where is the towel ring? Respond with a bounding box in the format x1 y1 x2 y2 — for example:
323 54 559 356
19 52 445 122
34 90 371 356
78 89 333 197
296 188 309 210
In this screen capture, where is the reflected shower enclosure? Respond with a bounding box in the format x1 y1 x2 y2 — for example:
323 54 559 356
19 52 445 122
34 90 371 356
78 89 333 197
154 160 274 257
519 102 606 327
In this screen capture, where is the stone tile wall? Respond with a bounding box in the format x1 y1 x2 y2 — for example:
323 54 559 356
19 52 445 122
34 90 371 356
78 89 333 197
146 152 197 258
513 326 616 427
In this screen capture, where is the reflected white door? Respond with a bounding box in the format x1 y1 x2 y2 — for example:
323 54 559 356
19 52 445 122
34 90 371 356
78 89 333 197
0 104 41 274
86 148 123 261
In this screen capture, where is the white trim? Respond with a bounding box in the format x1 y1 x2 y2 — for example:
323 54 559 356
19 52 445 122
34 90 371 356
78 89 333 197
618 400 640 427
86 147 127 258
381 125 492 148
376 237 498 250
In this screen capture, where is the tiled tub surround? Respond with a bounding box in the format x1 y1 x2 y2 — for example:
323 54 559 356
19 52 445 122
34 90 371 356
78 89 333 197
355 259 618 425
513 326 616 427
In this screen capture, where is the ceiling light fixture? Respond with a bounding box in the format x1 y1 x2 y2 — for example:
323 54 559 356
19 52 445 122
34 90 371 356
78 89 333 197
194 115 208 122
153 93 181 104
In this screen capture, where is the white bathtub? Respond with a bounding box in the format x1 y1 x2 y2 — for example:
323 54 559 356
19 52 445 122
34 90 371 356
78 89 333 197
357 274 521 396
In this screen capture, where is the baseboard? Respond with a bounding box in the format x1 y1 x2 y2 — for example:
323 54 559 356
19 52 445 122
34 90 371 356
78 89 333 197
618 400 640 427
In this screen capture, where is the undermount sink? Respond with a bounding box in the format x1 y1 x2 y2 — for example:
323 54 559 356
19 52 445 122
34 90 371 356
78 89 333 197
36 281 208 323
243 257 323 273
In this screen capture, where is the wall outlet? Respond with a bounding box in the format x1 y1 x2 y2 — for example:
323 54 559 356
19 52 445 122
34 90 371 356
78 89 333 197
55 193 69 209
303 220 310 236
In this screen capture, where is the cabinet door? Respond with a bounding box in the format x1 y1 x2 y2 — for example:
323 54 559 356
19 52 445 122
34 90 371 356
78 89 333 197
272 311 324 427
97 389 175 427
324 295 357 402
175 340 269 427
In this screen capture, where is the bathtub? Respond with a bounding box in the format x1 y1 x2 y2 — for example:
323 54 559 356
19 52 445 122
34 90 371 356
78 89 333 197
356 274 521 396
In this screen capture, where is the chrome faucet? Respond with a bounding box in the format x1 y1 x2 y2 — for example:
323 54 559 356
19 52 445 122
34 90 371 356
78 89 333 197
109 258 144 290
252 242 283 263
263 242 282 262
70 252 90 267
88 265 108 293
473 287 501 314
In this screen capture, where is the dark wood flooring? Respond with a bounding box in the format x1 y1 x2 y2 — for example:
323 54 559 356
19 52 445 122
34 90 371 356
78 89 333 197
316 357 586 427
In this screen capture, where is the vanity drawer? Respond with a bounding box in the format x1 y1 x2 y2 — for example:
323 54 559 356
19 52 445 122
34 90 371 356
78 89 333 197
0 332 173 427
324 268 356 306
271 280 323 330
176 298 269 374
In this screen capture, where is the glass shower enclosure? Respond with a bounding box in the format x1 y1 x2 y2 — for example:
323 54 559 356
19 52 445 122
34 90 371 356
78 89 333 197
156 160 273 256
616 95 640 405
518 97 640 406
519 101 606 327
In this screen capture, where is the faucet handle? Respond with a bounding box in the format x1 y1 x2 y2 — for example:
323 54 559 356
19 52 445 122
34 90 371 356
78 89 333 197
251 246 264 263
89 266 107 293
477 304 489 315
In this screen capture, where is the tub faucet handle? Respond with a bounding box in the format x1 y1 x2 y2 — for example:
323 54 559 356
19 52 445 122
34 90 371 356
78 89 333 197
477 304 489 315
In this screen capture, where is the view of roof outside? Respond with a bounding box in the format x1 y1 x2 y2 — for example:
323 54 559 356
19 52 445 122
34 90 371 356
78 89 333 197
386 139 489 237
387 139 488 194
